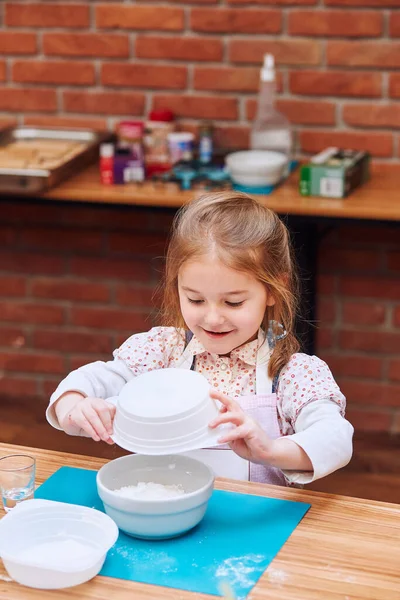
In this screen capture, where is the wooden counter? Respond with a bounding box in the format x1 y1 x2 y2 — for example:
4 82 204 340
0 443 399 599
40 163 400 222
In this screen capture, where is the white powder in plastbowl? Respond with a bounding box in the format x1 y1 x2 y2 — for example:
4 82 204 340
17 538 95 569
114 481 185 500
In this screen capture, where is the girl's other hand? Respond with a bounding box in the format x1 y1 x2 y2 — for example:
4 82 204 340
208 390 274 464
59 396 116 444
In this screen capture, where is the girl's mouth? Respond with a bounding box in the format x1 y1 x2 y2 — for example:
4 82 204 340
203 329 233 338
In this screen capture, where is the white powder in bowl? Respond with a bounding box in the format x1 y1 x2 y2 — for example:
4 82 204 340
114 481 185 500
17 538 94 569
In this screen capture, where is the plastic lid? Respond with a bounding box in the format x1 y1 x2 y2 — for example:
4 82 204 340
149 109 174 122
261 53 275 82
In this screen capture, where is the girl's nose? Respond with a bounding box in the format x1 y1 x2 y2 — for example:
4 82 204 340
204 307 224 327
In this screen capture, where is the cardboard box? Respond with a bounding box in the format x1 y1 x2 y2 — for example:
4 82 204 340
299 147 370 199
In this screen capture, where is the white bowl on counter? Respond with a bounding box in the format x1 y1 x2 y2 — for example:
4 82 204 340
225 150 287 186
96 453 214 540
108 368 225 455
0 499 118 589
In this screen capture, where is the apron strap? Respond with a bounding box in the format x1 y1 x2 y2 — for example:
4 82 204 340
185 330 196 371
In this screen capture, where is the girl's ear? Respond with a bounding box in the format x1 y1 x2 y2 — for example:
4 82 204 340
266 291 276 307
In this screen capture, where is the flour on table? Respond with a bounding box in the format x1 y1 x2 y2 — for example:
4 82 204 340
114 481 185 500
215 554 266 589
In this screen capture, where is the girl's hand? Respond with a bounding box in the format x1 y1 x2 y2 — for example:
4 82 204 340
59 396 116 444
208 390 274 464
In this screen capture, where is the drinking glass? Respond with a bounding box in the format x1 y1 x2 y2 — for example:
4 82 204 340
0 454 36 512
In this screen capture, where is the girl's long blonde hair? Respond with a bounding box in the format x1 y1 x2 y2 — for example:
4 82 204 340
161 191 300 378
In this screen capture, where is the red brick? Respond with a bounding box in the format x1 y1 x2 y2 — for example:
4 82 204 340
229 39 321 65
0 301 64 326
327 41 400 69
300 131 392 158
316 327 334 350
247 98 335 125
12 61 95 86
394 306 400 327
31 278 110 303
388 251 400 272
136 35 223 62
228 0 316 3
0 251 64 275
394 413 400 433
5 3 89 28
101 63 187 90
70 307 151 331
388 359 400 383
213 125 250 150
24 115 108 131
343 104 400 129
339 330 400 354
320 247 381 272
0 88 57 113
96 4 184 31
194 66 261 93
0 276 26 297
33 329 112 354
0 327 26 348
69 257 150 281
0 376 38 399
109 232 167 256
288 10 382 37
289 70 381 98
339 379 400 408
64 91 145 116
116 285 157 308
389 75 400 99
342 302 386 326
337 225 400 246
340 276 400 300
0 32 37 55
21 228 102 254
0 351 64 375
318 297 336 323
43 33 129 58
326 0 400 6
0 62 6 82
321 354 382 380
0 226 17 247
152 95 238 120
344 409 392 433
390 13 400 37
317 274 336 295
191 8 281 33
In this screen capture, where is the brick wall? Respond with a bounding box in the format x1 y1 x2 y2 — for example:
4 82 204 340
0 0 399 160
1 201 399 434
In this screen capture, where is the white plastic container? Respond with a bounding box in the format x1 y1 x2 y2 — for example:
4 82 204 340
250 54 292 178
108 368 226 455
96 453 214 539
0 499 118 589
225 149 287 186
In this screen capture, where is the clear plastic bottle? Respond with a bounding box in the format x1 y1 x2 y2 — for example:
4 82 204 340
250 54 292 177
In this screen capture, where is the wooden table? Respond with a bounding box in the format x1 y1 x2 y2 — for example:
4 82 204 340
41 163 400 222
0 443 399 600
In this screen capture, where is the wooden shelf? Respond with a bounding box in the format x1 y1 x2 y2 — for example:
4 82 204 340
39 163 400 222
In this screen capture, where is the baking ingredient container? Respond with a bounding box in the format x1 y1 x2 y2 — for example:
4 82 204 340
0 499 118 589
96 453 214 539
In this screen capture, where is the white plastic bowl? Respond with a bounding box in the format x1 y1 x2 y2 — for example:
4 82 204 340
225 150 287 186
109 368 225 455
0 499 118 589
96 453 214 539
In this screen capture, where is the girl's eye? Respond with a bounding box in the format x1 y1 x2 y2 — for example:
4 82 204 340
188 298 203 304
226 301 244 307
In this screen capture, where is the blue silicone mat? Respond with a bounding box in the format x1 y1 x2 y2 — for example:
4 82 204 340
35 466 310 598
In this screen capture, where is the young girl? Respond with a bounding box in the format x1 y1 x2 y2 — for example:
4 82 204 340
47 192 353 486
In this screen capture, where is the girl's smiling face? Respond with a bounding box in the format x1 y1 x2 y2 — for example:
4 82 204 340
178 256 275 355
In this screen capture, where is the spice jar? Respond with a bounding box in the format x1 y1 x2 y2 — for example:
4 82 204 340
144 109 175 176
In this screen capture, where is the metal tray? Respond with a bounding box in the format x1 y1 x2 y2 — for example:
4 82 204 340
0 126 112 194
